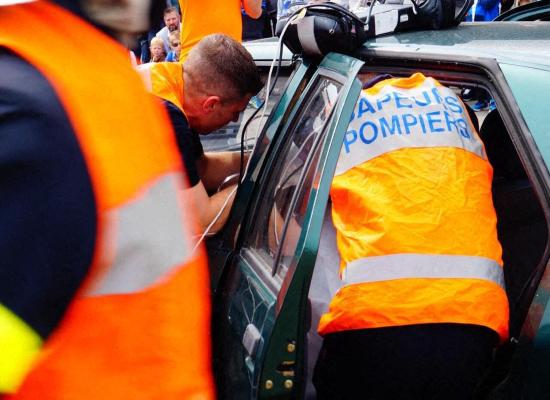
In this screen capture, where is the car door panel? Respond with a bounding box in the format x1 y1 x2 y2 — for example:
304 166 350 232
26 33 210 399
258 57 364 400
213 53 363 400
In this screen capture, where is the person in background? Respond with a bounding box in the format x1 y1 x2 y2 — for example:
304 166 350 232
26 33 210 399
465 0 500 21
314 73 508 399
156 6 182 54
178 0 263 62
137 34 263 234
149 36 166 62
166 30 181 62
0 0 214 398
138 32 158 64
242 0 272 41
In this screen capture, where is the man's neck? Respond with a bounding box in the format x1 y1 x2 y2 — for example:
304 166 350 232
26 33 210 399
181 67 202 125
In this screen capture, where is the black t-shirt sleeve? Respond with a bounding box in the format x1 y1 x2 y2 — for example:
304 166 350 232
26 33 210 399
0 49 96 339
162 100 204 187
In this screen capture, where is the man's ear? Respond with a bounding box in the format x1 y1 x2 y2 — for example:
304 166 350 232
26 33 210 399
202 96 222 114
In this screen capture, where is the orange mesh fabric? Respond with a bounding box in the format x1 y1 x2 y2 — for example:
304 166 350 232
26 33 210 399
319 74 508 341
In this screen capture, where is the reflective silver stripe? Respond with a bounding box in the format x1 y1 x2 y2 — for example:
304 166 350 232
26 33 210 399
297 16 322 57
342 254 505 289
88 173 193 296
0 0 35 6
335 79 486 176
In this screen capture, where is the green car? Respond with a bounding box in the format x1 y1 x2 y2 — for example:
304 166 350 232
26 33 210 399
205 5 550 399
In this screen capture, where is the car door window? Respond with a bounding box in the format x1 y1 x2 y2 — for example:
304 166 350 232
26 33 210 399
244 77 341 284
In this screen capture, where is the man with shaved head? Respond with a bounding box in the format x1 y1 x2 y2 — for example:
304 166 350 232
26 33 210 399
139 33 263 233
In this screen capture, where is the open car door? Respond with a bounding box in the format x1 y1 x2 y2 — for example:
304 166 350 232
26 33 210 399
210 53 363 400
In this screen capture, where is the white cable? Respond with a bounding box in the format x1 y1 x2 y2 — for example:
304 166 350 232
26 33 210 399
365 0 379 31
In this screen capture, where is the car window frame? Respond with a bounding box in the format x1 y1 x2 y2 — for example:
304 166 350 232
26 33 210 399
242 73 344 279
255 54 364 399
210 52 364 400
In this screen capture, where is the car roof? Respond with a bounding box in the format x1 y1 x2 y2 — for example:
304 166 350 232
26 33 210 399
243 37 294 67
358 22 550 69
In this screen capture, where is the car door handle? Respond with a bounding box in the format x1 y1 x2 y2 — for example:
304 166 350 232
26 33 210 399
242 323 262 358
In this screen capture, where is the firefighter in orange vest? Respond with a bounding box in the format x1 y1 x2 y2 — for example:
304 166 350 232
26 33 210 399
313 73 508 399
137 36 263 234
0 1 214 398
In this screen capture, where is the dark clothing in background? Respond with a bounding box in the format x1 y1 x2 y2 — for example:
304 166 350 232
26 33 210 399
242 0 276 40
0 48 96 340
163 100 204 187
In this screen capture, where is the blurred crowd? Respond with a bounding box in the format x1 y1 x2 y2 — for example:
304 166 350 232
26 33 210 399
132 0 277 65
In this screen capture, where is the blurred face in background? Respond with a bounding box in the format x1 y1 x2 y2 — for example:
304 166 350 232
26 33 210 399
82 0 164 47
150 43 164 59
164 10 180 31
170 37 181 59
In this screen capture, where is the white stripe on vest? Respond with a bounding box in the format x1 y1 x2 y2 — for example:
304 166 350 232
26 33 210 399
88 173 193 296
342 253 504 289
335 77 486 176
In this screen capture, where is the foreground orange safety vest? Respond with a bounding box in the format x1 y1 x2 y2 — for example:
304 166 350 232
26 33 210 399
0 2 215 398
319 73 509 341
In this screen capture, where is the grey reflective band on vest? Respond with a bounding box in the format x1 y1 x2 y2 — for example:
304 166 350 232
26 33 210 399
342 254 505 289
297 16 323 57
88 173 192 296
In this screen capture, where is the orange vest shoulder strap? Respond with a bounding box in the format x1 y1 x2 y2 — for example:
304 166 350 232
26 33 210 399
139 62 186 113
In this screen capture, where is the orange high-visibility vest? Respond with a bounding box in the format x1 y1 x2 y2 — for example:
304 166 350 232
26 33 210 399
0 2 215 398
319 73 509 341
137 62 186 113
178 0 242 62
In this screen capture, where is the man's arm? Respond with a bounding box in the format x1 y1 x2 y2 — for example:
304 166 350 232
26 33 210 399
242 0 263 19
163 100 240 233
186 181 237 234
197 151 246 192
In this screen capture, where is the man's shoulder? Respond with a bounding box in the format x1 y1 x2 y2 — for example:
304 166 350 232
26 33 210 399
161 100 203 187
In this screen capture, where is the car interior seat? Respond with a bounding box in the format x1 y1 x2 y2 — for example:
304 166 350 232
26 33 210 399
478 108 546 321
480 109 526 182
464 100 480 134
477 108 548 399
